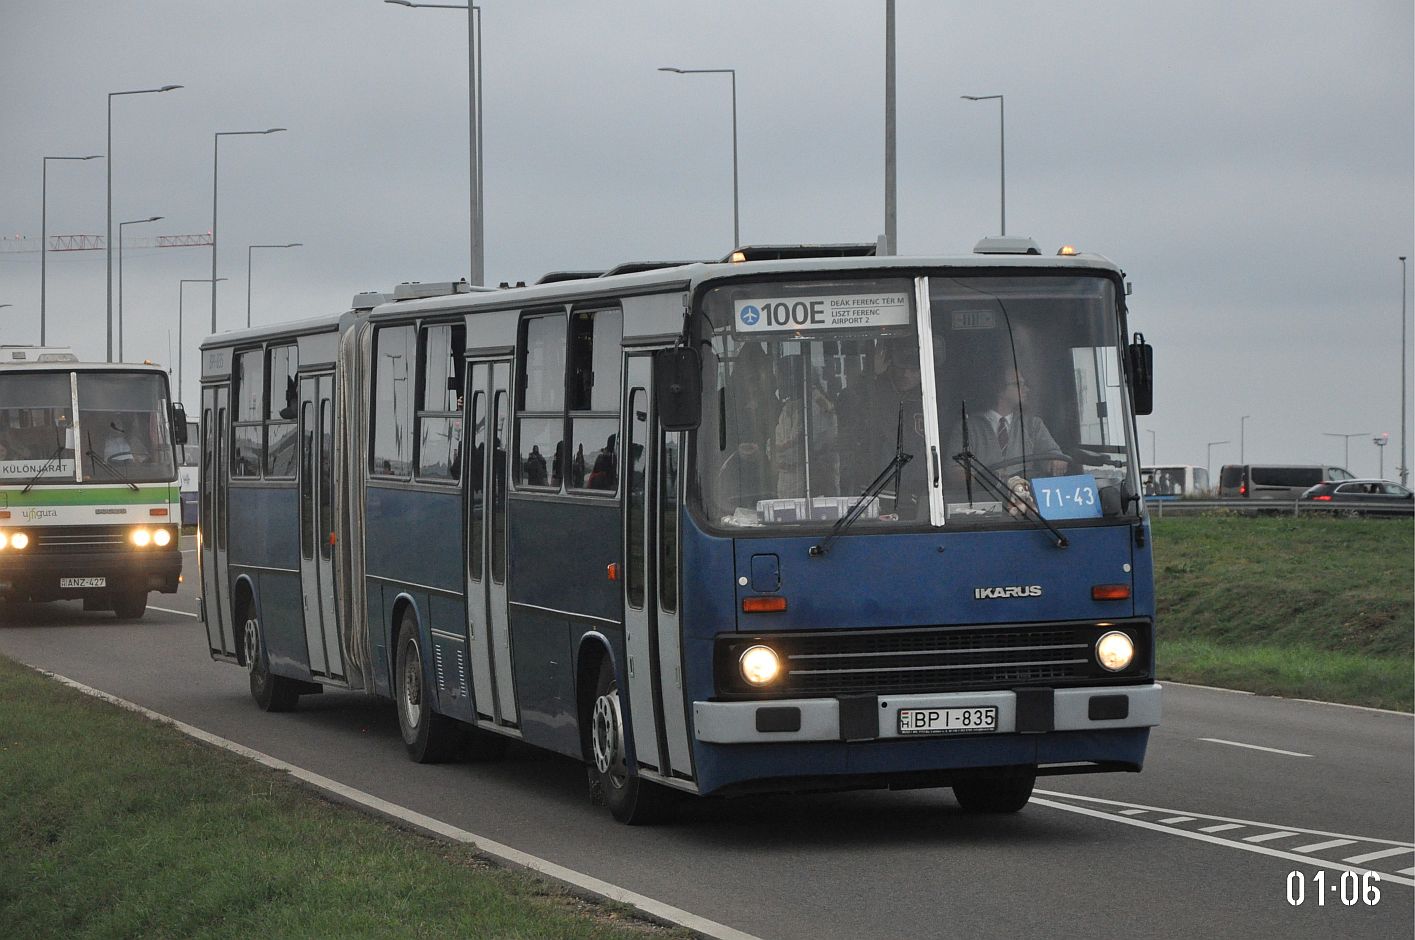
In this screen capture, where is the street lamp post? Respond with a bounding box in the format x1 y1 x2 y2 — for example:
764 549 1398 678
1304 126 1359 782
107 84 182 363
179 278 226 405
247 243 303 328
42 154 103 345
1400 256 1408 487
1206 440 1229 483
211 128 286 335
385 0 484 285
961 94 1006 236
659 66 740 250
1374 433 1389 480
1322 431 1368 472
1240 415 1250 464
118 215 162 362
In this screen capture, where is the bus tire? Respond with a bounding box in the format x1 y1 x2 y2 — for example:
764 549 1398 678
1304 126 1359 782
394 612 460 763
952 768 1036 813
112 589 147 620
244 611 300 712
586 658 676 825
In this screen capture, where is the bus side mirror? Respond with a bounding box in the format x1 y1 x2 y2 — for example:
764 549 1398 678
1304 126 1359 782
654 347 702 431
1127 333 1153 416
172 403 189 444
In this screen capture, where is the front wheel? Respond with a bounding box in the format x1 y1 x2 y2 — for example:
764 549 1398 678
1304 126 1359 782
586 658 676 825
245 612 300 712
952 767 1036 813
394 613 461 763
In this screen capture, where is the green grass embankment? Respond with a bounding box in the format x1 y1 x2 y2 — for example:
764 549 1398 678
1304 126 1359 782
1151 515 1413 711
0 657 681 939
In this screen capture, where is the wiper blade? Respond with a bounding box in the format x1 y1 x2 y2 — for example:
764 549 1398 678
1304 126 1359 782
950 448 1068 549
85 433 140 491
21 442 69 493
810 451 913 558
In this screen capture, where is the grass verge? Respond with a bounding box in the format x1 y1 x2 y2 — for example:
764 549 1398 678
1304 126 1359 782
0 656 685 940
1151 515 1413 711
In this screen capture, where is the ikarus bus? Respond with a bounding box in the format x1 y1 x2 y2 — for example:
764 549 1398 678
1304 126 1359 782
0 347 188 619
199 238 1160 823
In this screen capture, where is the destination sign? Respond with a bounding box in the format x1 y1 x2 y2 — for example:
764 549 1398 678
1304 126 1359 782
734 293 911 333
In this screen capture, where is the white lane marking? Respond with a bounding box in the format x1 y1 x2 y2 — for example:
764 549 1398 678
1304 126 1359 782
1400 867 1415 876
1199 737 1312 758
148 605 199 619
1158 816 1195 824
1165 680 1414 716
1199 824 1244 833
1293 838 1357 854
1031 797 1415 888
1343 846 1415 865
1242 831 1299 843
1036 789 1414 847
34 670 764 940
1119 809 1147 816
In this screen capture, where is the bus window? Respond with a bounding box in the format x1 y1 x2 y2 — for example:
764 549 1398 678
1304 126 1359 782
265 344 299 478
371 325 415 478
515 312 566 489
626 388 647 609
301 402 315 560
491 390 508 583
232 349 264 478
415 323 465 481
468 390 486 580
567 309 621 493
659 428 678 612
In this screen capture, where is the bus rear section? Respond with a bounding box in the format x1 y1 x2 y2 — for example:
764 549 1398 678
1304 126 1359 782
0 360 185 619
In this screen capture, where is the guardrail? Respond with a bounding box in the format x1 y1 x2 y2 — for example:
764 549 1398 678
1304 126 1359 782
1144 497 1413 518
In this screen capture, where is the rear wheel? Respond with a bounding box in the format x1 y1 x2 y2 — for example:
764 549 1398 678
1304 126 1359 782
586 658 676 825
112 589 147 620
245 611 300 712
394 612 460 763
952 767 1036 813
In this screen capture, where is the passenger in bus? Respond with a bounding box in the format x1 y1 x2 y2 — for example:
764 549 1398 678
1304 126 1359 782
587 435 617 491
718 342 775 509
846 338 927 517
525 445 548 486
946 370 1066 481
770 355 838 497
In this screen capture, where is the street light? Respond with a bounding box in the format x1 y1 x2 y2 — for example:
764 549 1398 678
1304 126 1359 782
660 66 740 250
118 215 162 362
42 154 103 345
1374 433 1389 481
211 128 286 335
247 243 303 328
1240 415 1251 464
179 278 226 404
1400 256 1408 487
1322 431 1367 472
961 94 1005 236
107 84 182 363
386 0 484 286
1206 440 1229 482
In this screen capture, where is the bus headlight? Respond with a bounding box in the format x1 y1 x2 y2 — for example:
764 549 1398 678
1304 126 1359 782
130 528 152 547
1096 631 1135 672
739 645 782 687
10 532 28 550
153 528 172 547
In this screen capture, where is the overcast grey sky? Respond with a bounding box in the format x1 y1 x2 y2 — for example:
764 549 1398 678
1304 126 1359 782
2 1 1411 478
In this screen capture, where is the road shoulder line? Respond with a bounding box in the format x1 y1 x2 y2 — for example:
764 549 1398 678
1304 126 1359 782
38 669 764 940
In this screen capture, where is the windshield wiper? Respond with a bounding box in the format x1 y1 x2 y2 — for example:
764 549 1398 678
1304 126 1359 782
21 439 69 493
85 432 139 492
950 445 1068 549
810 405 913 557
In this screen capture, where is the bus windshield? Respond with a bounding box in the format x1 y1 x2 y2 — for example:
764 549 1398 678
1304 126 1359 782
76 372 176 483
695 273 1138 530
0 372 76 483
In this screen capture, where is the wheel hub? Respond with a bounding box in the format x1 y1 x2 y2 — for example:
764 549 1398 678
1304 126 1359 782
243 618 259 673
591 690 623 777
401 637 423 730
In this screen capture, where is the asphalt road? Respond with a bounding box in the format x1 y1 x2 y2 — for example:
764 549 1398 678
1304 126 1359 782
2 541 1411 940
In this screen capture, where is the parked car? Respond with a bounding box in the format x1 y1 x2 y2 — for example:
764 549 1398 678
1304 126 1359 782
1299 479 1413 515
1219 463 1355 499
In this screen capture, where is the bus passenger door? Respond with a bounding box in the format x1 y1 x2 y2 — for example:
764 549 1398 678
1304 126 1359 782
299 373 343 679
465 361 518 728
201 385 236 658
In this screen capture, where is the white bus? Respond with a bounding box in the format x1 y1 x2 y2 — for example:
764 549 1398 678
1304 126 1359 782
1141 465 1209 499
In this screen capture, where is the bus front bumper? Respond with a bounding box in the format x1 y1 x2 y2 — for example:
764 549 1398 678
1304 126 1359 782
0 548 182 599
693 683 1162 744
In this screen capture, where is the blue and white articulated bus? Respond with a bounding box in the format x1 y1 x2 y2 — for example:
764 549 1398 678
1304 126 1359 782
199 239 1159 823
0 347 187 619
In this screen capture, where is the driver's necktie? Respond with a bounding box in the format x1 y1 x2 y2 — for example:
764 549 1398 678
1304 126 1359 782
997 416 1010 452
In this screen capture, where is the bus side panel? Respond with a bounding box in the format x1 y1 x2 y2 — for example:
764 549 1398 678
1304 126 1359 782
429 591 473 722
679 517 741 778
363 486 463 590
227 486 300 570
367 580 391 698
507 608 577 756
259 572 312 680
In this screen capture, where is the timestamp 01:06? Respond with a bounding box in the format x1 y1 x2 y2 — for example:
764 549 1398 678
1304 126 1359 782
1286 870 1380 906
